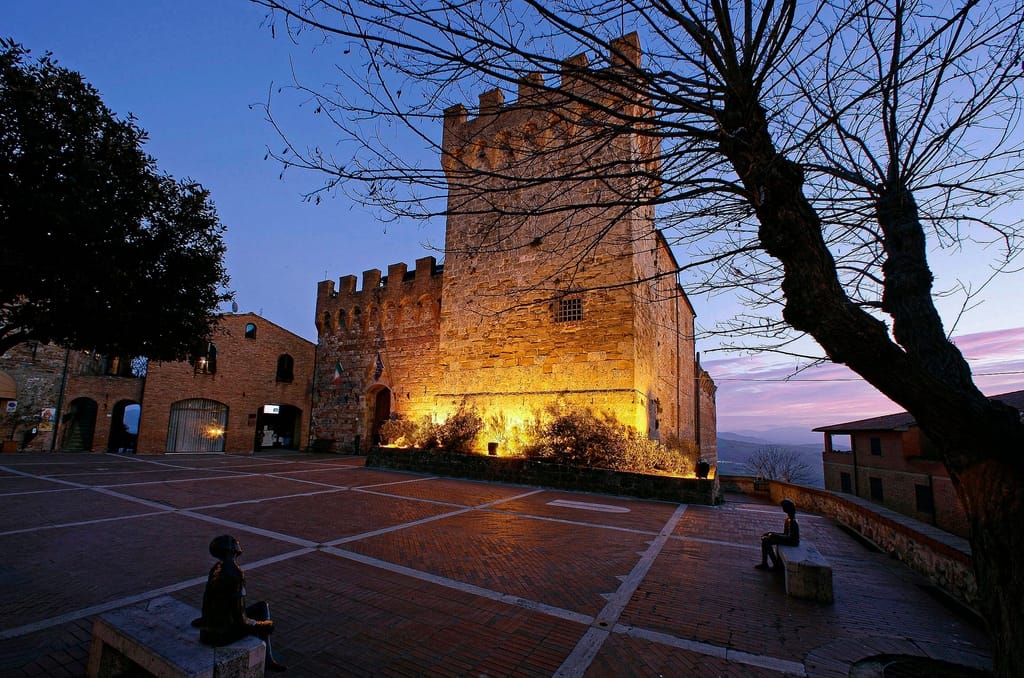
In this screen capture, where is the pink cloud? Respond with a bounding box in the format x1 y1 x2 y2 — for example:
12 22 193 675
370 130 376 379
706 327 1024 434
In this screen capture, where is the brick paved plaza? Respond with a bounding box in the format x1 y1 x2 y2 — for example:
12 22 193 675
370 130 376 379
0 452 991 677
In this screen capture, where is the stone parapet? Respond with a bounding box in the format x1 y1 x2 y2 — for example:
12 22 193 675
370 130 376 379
721 475 977 612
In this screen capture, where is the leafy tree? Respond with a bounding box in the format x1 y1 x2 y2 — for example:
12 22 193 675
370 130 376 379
252 1 1024 672
746 445 811 485
0 40 231 359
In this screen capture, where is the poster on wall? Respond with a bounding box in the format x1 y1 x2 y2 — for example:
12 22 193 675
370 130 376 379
39 407 56 432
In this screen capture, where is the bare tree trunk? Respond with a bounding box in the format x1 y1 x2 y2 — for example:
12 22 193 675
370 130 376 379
959 452 1024 676
718 89 1024 678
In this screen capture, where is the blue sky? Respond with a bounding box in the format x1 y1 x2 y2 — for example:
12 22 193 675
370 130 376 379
8 1 1023 442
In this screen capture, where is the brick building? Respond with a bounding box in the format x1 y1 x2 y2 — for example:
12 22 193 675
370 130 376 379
1 342 142 454
2 313 313 456
817 389 1024 537
137 313 314 454
314 35 716 462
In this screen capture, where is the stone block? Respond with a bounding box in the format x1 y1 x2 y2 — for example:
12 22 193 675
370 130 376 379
87 595 265 678
778 542 834 604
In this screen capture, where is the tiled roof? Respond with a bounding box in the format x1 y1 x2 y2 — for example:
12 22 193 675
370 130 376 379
813 389 1024 433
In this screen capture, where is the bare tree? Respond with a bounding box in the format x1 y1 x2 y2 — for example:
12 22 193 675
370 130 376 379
746 445 812 485
251 1 1024 672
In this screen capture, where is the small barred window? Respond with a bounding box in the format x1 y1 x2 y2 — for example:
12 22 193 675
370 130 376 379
555 297 583 323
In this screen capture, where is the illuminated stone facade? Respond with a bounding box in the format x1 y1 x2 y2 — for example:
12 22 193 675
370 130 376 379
314 34 716 459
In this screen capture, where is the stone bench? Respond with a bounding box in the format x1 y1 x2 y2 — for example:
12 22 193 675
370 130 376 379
777 542 834 604
87 595 265 678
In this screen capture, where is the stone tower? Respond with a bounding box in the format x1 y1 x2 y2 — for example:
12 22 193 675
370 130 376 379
436 33 709 446
313 33 716 458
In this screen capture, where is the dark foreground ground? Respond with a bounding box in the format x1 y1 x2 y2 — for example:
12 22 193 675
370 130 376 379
0 452 990 677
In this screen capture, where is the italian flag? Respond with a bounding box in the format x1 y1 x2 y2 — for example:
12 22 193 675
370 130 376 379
332 361 344 385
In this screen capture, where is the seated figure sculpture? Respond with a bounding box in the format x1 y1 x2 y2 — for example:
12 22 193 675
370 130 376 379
191 535 286 672
756 498 800 570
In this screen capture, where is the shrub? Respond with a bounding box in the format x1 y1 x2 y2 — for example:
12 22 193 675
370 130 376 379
522 405 700 476
377 407 483 452
482 412 534 456
381 403 701 473
433 406 484 453
522 405 626 468
379 415 421 447
619 433 695 477
657 433 701 475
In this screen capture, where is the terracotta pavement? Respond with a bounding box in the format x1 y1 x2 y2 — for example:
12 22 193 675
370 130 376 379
0 452 991 677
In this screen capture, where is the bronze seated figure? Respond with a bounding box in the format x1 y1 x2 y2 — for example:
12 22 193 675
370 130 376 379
756 498 800 571
191 535 286 672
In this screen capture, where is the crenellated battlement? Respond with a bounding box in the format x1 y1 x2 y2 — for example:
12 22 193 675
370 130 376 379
441 33 645 176
316 256 443 337
317 256 441 300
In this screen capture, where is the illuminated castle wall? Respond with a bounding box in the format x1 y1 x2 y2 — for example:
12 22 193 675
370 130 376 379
314 34 716 459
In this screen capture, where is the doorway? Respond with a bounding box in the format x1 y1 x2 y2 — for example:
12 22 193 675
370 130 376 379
254 404 301 451
370 388 391 446
62 398 97 451
108 400 140 453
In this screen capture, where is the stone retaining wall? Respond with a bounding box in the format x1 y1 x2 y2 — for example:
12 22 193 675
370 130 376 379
367 447 721 504
721 475 977 612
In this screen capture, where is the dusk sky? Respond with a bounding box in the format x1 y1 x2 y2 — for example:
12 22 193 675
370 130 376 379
9 1 1023 443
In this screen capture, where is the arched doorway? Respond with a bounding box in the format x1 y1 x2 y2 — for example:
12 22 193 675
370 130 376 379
167 398 227 453
254 404 302 451
107 400 140 453
369 388 391 446
62 398 98 452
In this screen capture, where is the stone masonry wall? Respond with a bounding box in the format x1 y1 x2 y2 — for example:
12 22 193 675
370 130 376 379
698 365 718 465
1 342 70 451
314 257 443 452
631 230 697 445
436 33 705 446
313 33 715 456
1 343 143 452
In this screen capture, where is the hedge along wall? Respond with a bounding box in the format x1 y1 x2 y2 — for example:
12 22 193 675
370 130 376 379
366 447 722 505
720 475 977 612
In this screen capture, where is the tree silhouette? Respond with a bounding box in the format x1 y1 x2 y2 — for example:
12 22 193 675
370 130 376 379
747 445 812 485
0 41 231 359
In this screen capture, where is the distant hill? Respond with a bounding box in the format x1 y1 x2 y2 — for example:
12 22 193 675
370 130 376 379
716 435 825 488
720 426 822 446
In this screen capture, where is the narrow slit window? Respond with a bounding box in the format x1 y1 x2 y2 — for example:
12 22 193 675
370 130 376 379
276 354 294 383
